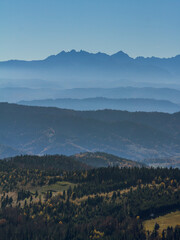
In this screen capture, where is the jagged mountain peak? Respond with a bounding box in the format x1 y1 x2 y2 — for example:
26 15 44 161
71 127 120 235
111 50 129 56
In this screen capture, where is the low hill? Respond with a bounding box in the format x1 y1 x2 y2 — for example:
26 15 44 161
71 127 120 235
73 152 144 168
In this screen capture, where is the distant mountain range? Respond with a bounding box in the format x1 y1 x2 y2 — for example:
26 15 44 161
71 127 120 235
0 103 180 161
1 50 180 88
19 97 180 113
1 87 180 105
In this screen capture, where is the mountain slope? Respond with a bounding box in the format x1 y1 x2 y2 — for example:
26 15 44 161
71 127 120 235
0 144 22 159
0 103 180 160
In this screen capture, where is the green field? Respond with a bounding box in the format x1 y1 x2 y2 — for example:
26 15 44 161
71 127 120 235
144 211 180 232
30 181 76 194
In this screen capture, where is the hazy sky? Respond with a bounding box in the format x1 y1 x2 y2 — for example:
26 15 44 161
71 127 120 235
0 0 180 61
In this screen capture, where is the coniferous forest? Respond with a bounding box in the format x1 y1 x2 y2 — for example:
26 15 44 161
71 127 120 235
0 155 179 240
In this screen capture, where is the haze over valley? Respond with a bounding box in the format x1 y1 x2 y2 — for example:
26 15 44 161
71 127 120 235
1 50 180 114
1 50 180 164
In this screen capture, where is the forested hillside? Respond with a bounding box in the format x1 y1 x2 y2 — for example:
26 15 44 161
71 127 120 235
0 155 179 239
4 155 90 171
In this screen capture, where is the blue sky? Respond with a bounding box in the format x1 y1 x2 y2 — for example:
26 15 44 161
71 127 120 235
0 0 180 60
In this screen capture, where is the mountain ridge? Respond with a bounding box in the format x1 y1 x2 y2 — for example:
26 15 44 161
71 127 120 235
19 97 180 113
1 50 180 62
1 50 180 88
1 86 180 104
0 102 180 160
